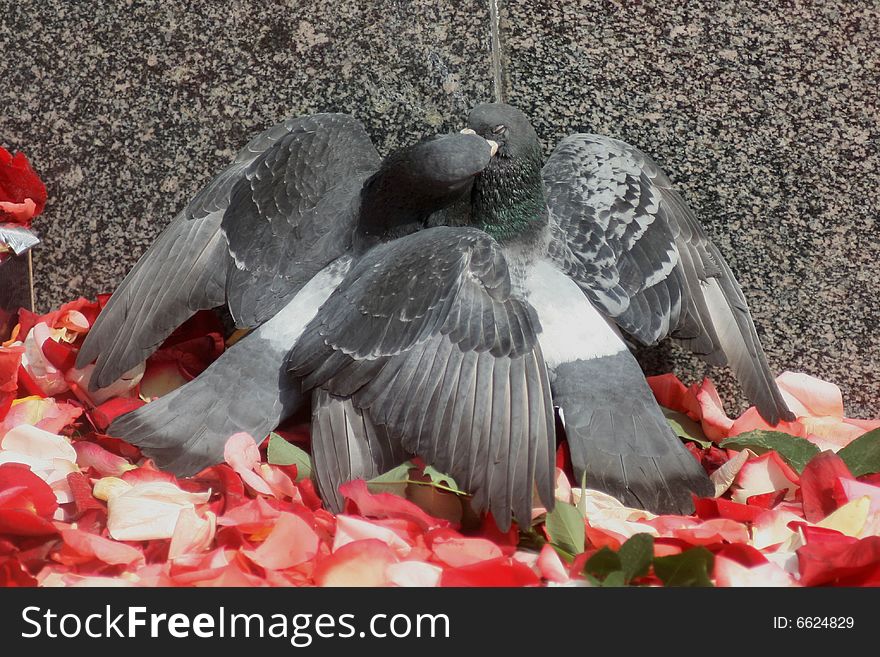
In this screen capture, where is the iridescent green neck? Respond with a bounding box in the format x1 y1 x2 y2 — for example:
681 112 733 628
472 146 547 243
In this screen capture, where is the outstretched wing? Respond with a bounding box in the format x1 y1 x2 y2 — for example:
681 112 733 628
223 114 380 326
544 134 793 424
288 227 556 530
78 114 379 390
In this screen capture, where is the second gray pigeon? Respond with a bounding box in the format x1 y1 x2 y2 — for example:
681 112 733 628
462 102 795 514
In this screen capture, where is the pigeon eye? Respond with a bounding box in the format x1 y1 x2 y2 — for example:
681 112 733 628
492 124 507 135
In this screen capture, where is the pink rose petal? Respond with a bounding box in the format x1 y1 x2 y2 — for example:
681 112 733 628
243 512 320 570
60 528 144 567
224 432 273 496
385 561 442 587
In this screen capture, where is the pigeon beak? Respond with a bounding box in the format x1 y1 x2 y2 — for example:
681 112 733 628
460 128 498 157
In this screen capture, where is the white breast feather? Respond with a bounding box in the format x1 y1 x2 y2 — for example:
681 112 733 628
254 257 352 350
523 259 628 369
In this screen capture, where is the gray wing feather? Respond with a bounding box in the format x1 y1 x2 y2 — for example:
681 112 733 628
78 114 379 390
78 209 229 390
77 120 305 388
311 389 409 513
544 134 794 424
223 115 380 326
288 227 556 529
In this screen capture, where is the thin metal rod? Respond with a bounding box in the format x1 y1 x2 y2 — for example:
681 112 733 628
489 0 505 102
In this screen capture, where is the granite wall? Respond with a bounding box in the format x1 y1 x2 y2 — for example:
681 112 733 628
1 1 877 417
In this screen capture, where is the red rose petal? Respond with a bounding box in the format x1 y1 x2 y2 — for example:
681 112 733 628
140 360 189 399
0 463 57 518
192 464 246 513
441 556 541 587
120 464 178 486
314 539 397 587
647 373 690 412
745 490 788 510
800 451 853 522
431 536 504 567
40 337 77 371
0 509 59 537
66 472 104 515
798 535 880 586
716 543 768 568
0 345 24 419
243 512 320 571
694 497 766 523
16 364 46 397
60 528 144 566
0 556 37 586
73 440 134 476
92 396 146 430
89 432 141 460
0 148 47 225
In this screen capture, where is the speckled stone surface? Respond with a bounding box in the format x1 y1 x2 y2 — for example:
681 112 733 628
499 0 879 417
1 0 493 309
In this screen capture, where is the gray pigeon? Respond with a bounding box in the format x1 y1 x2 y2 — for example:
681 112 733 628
88 129 497 476
461 102 795 514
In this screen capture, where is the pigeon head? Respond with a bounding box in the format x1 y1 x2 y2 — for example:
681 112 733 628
467 102 539 161
466 103 546 243
356 132 494 248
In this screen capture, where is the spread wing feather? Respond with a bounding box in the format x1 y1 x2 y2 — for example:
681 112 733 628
544 134 793 424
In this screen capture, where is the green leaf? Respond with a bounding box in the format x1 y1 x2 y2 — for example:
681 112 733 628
544 501 585 556
838 428 880 477
266 433 312 481
618 533 655 583
584 547 621 579
600 571 627 587
653 547 714 587
365 462 415 496
662 407 712 449
422 465 464 493
719 429 820 472
550 544 576 564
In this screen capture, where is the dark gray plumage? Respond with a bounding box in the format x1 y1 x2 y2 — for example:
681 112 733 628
222 117 379 326
310 389 407 513
77 114 380 390
289 227 557 530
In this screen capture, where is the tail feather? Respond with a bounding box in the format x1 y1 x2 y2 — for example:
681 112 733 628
553 353 712 515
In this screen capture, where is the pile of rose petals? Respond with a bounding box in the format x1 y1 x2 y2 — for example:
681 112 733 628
2 297 880 587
